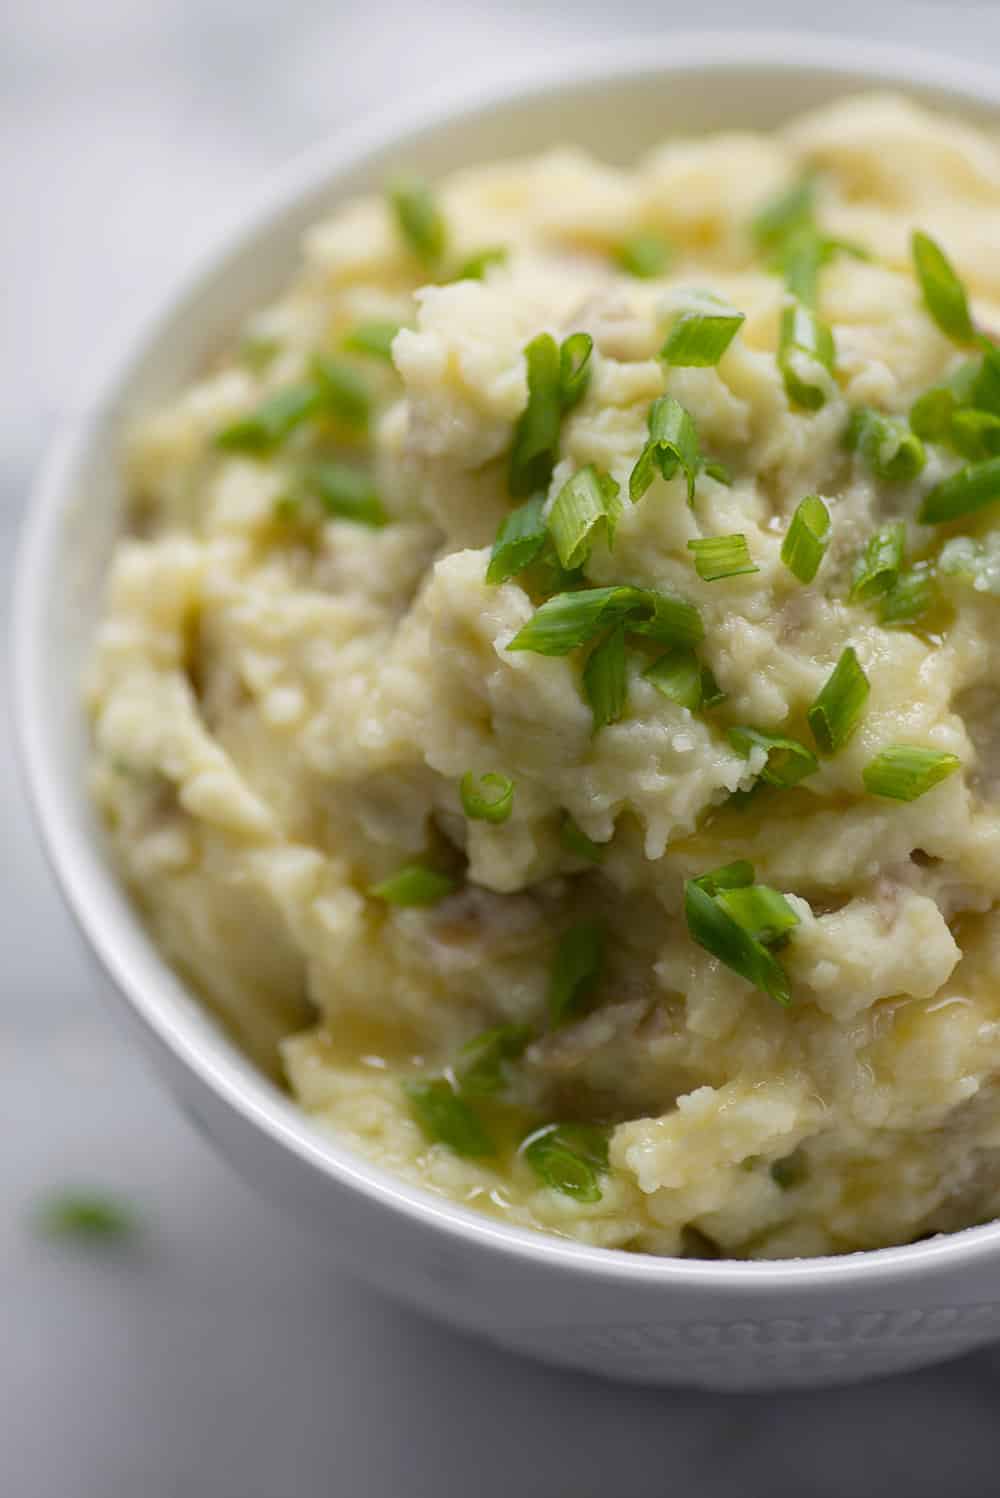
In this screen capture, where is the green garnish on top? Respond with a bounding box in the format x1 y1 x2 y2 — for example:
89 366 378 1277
684 861 800 1006
388 174 447 266
911 230 975 345
615 232 674 279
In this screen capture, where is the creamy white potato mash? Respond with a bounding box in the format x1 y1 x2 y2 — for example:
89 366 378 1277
89 95 1000 1258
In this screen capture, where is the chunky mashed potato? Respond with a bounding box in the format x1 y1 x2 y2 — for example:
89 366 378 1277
89 95 1000 1258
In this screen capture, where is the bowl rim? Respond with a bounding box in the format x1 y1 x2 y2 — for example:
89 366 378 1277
16 28 1000 1294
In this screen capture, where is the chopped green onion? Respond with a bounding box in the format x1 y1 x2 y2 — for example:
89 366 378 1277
715 884 800 947
370 866 455 906
779 228 827 306
910 385 958 443
692 860 755 896
727 726 818 788
752 179 816 255
304 462 385 526
388 174 446 266
522 1122 609 1203
629 589 705 646
547 465 621 569
507 585 702 656
453 246 508 281
583 622 627 731
643 647 703 711
460 772 514 824
879 563 937 627
702 458 733 486
559 813 605 863
846 408 926 483
559 332 593 411
684 876 794 1005
862 745 961 801
919 456 1000 524
216 383 318 454
404 1080 494 1156
950 408 1000 461
911 230 974 344
781 495 831 583
548 922 605 1025
342 320 402 361
807 647 870 754
36 1192 138 1244
486 495 548 584
660 292 746 367
778 300 836 411
310 354 371 431
969 345 1000 413
509 333 562 498
688 533 758 582
850 521 905 603
630 395 701 504
615 232 673 278
455 1024 532 1097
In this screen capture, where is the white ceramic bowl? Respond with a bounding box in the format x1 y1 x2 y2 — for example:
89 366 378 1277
16 33 1000 1392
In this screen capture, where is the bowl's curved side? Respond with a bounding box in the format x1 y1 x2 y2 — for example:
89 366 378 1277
15 33 1000 1389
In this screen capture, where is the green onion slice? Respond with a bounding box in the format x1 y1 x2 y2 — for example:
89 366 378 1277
950 408 1000 461
727 726 818 788
781 495 831 583
807 647 870 754
509 333 562 498
684 876 795 1006
522 1122 610 1203
862 745 961 801
507 585 702 656
548 922 606 1025
700 664 727 708
304 462 385 526
643 647 703 711
715 884 800 947
615 232 673 278
660 291 746 367
692 860 755 896
388 174 447 265
559 813 605 863
404 1080 494 1156
702 458 733 486
548 465 621 569
911 230 974 344
910 385 959 443
486 494 548 584
688 533 758 582
216 383 318 454
459 772 514 824
752 179 816 256
453 246 508 281
879 563 937 627
310 354 371 430
630 395 701 504
559 332 594 412
850 521 905 603
455 1024 532 1097
846 408 926 483
919 456 1000 525
342 320 402 361
370 866 455 906
779 300 836 411
583 622 628 731
36 1192 138 1244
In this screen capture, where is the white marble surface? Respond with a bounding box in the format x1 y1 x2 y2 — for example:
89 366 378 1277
7 4 1000 1494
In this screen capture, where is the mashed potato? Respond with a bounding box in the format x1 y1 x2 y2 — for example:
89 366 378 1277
88 95 1000 1258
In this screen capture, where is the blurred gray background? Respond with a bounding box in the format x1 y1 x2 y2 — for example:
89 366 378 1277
6 4 1000 1495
